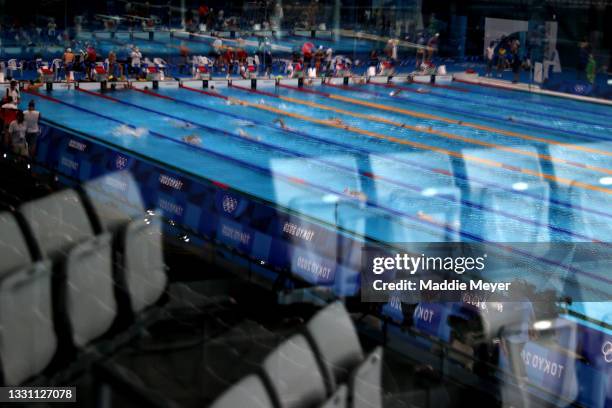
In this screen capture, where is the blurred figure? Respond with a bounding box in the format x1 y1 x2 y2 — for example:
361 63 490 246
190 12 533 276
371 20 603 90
5 80 20 104
1 96 18 110
130 46 142 76
8 110 28 157
24 100 40 157
586 51 596 84
485 41 495 77
415 32 426 68
577 39 590 80
511 41 521 83
108 50 123 79
426 33 439 63
85 44 97 80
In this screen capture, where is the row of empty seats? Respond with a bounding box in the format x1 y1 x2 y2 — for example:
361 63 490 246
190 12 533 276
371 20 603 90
0 171 167 385
211 301 383 408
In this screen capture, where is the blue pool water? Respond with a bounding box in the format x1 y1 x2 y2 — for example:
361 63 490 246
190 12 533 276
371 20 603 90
26 82 612 244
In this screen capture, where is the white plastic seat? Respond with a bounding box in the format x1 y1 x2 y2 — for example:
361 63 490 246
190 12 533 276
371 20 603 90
0 212 32 275
84 172 166 313
210 375 274 408
120 218 166 313
19 190 117 347
263 334 327 408
0 261 56 385
19 189 95 260
320 385 347 408
63 233 116 347
306 301 364 390
351 347 383 408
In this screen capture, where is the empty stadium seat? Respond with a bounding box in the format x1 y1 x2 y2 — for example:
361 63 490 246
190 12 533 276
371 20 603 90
320 385 347 408
19 189 95 259
351 347 384 408
210 375 274 408
263 334 327 408
19 190 117 348
306 301 364 390
63 234 116 347
83 172 166 314
0 212 32 274
0 260 56 385
83 171 145 232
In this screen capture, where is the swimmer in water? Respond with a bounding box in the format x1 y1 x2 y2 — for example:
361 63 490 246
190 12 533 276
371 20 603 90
328 117 347 127
507 116 516 122
390 89 402 97
273 118 289 130
182 134 202 145
112 124 148 138
343 187 368 201
168 119 195 129
238 128 261 141
416 88 430 94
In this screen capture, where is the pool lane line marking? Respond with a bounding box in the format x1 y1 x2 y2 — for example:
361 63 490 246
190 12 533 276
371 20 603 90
452 78 612 110
226 84 612 176
288 82 612 152
58 91 612 280
366 81 612 141
69 87 609 282
179 84 612 220
399 79 471 92
225 84 612 195
325 81 612 147
278 84 612 173
130 87 602 242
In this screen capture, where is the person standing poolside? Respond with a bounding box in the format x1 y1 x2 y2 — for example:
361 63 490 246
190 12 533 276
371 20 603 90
108 50 123 79
86 44 97 80
8 111 28 157
5 80 20 105
24 100 40 157
130 46 142 76
63 48 75 80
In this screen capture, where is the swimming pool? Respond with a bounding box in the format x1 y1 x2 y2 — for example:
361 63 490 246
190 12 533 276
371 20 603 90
18 76 611 406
